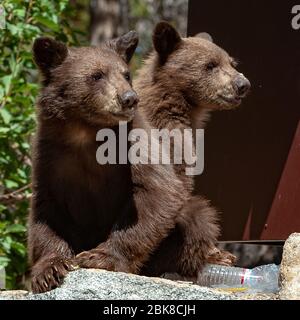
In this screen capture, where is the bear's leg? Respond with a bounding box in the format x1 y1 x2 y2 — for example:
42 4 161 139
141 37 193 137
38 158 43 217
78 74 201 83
28 222 75 293
140 225 186 277
177 196 236 275
141 196 236 278
76 163 188 274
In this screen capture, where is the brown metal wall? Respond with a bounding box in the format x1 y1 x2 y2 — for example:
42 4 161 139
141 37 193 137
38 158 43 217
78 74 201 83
261 121 300 239
188 0 300 240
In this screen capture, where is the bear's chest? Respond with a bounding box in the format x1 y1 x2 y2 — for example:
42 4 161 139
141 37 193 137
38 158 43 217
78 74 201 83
50 145 136 250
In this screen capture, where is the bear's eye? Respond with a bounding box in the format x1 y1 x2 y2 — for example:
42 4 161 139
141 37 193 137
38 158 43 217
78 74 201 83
92 71 104 81
124 72 131 82
206 61 218 71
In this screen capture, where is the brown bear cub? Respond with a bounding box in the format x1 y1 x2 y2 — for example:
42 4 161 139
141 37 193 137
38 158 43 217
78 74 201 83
134 22 251 277
29 32 140 293
29 22 250 293
30 32 188 294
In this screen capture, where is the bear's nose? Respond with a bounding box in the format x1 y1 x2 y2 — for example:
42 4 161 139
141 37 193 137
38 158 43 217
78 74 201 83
233 75 251 97
119 91 139 108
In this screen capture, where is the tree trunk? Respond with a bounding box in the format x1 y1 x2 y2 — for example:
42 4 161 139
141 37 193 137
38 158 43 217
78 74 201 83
89 0 122 45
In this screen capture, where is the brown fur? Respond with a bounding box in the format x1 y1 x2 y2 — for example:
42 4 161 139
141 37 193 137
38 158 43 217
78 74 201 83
29 33 140 292
75 109 189 273
29 23 250 293
29 33 189 293
134 22 251 277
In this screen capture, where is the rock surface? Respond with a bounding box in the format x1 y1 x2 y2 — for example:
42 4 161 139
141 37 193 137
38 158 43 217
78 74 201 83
279 233 300 300
0 268 278 300
5 233 300 300
0 269 236 300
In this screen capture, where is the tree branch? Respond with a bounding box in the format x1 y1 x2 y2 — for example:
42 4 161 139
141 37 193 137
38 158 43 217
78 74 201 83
0 183 32 205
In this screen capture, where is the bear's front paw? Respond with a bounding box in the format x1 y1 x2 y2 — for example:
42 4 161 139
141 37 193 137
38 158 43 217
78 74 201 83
31 256 75 293
76 244 135 273
206 248 236 266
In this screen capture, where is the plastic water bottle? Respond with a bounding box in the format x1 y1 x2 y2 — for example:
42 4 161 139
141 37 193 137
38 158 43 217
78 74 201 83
197 263 280 293
0 267 5 290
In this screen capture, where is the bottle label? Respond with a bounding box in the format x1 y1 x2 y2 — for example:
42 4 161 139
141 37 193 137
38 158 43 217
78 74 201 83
240 268 247 285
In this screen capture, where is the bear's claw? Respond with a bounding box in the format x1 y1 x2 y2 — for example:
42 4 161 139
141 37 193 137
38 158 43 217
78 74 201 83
31 256 75 293
206 248 236 266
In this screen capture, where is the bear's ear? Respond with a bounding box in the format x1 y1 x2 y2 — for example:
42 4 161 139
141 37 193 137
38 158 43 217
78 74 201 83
194 32 214 43
153 21 182 64
33 37 68 77
113 31 139 63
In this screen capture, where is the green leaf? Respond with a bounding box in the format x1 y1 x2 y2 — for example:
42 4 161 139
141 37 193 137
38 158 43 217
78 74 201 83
0 256 10 268
14 9 26 18
20 142 30 150
34 16 60 32
0 86 4 100
6 23 19 36
11 242 26 256
0 128 10 136
4 179 19 189
0 108 12 124
1 236 12 253
59 1 68 12
2 75 12 95
5 224 27 235
8 56 16 72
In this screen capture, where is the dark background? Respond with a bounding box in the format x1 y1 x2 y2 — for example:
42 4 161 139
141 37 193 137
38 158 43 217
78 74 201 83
188 0 300 241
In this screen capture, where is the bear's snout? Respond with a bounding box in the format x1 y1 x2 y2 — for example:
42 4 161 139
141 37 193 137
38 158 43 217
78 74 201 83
233 75 251 98
119 90 139 109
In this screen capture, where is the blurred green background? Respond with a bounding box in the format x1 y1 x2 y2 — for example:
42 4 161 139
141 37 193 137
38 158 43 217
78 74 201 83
0 0 188 289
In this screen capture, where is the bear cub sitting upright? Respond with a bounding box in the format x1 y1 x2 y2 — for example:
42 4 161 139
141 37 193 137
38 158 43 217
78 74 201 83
134 22 250 277
29 32 140 293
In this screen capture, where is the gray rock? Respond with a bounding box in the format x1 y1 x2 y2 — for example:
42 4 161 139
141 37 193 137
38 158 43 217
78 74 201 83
0 268 279 300
0 269 236 300
0 290 28 300
10 233 300 301
279 233 300 300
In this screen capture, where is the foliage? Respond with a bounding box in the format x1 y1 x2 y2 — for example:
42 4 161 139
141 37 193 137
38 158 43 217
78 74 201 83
128 0 188 72
0 0 80 289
